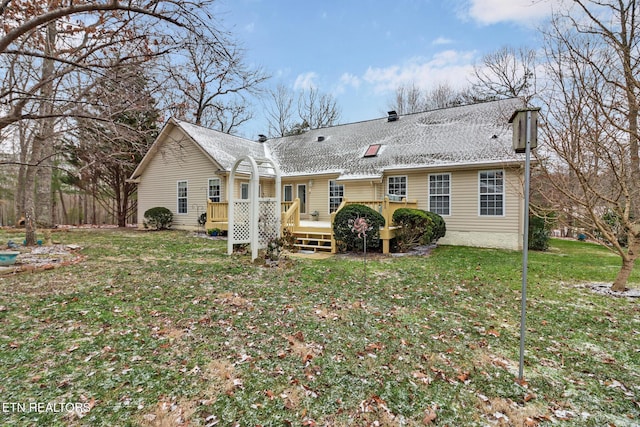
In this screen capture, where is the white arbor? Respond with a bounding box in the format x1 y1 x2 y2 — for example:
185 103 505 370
227 156 281 261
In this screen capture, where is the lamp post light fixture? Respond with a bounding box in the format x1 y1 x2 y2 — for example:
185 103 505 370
509 107 540 383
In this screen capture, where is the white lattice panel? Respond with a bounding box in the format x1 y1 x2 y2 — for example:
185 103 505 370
258 199 279 248
232 201 251 243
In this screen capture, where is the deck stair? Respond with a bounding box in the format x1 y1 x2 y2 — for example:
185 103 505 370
291 229 333 252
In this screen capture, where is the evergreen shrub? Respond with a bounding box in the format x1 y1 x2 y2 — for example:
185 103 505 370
144 207 173 230
333 204 385 252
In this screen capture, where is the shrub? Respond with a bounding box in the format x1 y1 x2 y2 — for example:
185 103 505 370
528 213 555 251
198 212 207 226
144 207 173 230
333 204 385 252
392 208 433 252
424 210 446 242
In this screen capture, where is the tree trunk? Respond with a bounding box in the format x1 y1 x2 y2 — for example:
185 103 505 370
24 19 56 244
58 187 68 223
612 231 639 292
35 129 54 227
23 156 38 244
14 125 27 225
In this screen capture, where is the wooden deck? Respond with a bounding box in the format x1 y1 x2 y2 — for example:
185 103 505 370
206 197 417 254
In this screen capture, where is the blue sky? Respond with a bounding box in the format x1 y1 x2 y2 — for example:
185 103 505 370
217 0 562 139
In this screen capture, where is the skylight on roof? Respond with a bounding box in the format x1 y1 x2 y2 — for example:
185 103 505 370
364 144 381 158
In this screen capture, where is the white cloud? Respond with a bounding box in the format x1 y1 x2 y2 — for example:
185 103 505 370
293 72 319 91
243 22 255 33
463 0 564 26
339 73 361 89
362 50 477 94
432 36 454 46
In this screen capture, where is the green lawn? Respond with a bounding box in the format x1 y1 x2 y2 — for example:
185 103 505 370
0 229 638 426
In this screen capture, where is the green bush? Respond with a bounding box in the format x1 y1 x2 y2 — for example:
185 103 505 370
392 208 433 252
424 210 446 242
392 209 447 252
528 213 555 251
144 207 173 230
333 204 385 252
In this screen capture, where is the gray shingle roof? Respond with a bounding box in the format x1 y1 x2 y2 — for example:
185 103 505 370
174 120 267 170
265 98 524 178
168 98 524 178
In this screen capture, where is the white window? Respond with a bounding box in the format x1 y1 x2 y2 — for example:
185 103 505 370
429 173 450 215
241 182 249 200
479 170 504 216
387 176 407 198
283 184 293 202
329 180 344 213
177 180 188 214
208 178 221 202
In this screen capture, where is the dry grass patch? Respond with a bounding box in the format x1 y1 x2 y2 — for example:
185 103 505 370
476 397 548 426
214 291 252 309
139 397 197 427
283 331 324 364
202 359 240 397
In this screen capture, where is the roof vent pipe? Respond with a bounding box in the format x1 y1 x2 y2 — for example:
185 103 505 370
387 110 398 122
258 134 267 143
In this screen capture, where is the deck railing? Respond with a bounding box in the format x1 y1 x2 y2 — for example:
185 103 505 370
207 201 229 222
281 198 300 233
329 197 418 253
206 196 417 253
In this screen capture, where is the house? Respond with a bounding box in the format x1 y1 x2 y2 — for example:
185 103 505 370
128 98 528 252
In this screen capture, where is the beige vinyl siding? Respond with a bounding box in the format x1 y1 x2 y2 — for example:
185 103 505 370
439 167 523 249
381 167 523 249
281 179 314 218
230 177 276 200
343 180 380 201
442 168 521 232
136 127 221 230
286 175 339 222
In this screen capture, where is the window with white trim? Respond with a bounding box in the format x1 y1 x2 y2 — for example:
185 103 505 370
283 184 293 202
479 170 504 216
429 173 450 215
241 182 249 200
387 176 407 198
208 178 221 202
329 180 344 213
177 180 188 214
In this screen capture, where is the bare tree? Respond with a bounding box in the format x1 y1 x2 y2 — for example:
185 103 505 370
264 83 295 137
539 0 640 291
388 81 469 115
0 0 228 244
298 87 341 130
262 85 341 136
391 82 428 115
426 82 466 109
162 35 269 133
471 45 538 104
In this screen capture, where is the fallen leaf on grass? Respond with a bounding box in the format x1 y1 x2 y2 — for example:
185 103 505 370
524 416 539 426
412 371 432 385
457 371 470 382
423 408 437 424
365 342 384 352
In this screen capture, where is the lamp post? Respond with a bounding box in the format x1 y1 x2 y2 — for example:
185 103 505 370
509 107 540 382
